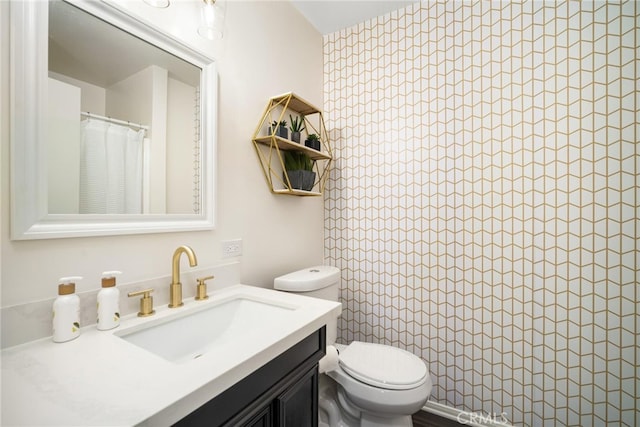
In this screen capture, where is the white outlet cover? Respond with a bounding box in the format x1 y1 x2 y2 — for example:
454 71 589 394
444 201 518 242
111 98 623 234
222 239 242 258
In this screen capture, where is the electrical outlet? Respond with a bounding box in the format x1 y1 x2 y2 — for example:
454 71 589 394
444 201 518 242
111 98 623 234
222 239 243 258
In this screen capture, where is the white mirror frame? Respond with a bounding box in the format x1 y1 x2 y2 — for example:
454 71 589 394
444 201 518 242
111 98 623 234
10 0 216 240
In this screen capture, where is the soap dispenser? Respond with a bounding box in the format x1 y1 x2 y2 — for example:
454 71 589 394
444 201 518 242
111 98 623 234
53 276 82 343
97 271 121 331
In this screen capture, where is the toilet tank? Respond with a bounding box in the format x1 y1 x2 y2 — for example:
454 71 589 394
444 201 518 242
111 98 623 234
273 266 340 301
274 266 341 345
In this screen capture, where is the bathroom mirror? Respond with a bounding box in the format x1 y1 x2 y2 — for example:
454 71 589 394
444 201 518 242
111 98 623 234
10 0 216 239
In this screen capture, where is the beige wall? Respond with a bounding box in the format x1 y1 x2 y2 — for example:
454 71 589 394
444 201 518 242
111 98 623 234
49 71 107 115
166 77 197 214
47 78 81 214
1 1 324 307
324 1 638 425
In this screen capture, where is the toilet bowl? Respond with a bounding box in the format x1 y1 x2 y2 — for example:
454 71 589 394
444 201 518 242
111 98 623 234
274 266 432 426
326 342 432 426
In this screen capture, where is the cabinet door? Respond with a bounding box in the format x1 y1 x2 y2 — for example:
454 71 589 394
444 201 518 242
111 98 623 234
275 368 318 427
174 328 325 427
242 405 273 427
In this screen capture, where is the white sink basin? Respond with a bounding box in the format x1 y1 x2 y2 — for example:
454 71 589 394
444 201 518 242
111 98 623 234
116 295 298 363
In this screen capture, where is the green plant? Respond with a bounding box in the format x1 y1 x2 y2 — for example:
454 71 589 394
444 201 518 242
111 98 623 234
306 133 319 141
283 151 314 171
289 115 306 133
271 120 278 127
279 120 287 127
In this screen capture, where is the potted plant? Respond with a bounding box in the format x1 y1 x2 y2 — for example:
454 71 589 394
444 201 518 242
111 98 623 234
270 120 288 139
278 120 288 139
304 133 321 151
268 120 278 136
289 114 306 143
283 151 315 191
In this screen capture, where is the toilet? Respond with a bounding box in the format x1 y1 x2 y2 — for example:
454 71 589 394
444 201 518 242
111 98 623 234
274 266 432 427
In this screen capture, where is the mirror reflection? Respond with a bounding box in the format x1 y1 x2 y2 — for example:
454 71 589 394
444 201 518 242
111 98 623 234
47 0 202 215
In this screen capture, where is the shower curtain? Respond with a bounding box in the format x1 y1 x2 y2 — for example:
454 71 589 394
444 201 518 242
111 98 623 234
79 120 144 214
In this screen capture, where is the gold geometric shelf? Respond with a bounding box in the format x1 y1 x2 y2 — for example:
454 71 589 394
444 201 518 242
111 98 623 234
251 92 332 196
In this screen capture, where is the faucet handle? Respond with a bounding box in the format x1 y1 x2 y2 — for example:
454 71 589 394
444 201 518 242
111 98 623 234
195 276 214 301
128 288 155 317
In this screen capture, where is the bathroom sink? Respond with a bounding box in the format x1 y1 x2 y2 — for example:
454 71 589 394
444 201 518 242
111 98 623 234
116 295 297 363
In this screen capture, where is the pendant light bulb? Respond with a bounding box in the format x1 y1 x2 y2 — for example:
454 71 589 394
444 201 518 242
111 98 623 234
198 0 224 40
143 0 170 8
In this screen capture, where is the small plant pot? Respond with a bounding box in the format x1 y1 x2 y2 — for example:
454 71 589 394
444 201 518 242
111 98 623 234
267 126 277 136
284 170 316 191
278 126 288 139
291 131 301 143
305 139 321 151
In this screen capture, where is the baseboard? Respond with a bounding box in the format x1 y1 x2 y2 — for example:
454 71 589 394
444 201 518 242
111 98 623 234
421 401 513 427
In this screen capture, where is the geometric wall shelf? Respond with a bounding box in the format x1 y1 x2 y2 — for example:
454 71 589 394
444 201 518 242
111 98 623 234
251 92 332 196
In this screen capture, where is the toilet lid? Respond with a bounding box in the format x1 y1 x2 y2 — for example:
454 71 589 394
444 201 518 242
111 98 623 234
338 341 428 390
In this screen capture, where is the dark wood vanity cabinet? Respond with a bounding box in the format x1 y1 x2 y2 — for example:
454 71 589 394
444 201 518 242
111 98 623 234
174 327 325 427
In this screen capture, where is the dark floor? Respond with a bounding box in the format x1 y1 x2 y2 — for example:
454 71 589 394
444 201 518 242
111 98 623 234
413 410 462 427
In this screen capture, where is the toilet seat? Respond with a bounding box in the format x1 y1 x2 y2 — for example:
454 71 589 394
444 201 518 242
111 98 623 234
338 341 428 390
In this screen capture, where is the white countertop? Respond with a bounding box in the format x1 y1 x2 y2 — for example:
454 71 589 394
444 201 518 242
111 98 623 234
1 285 342 426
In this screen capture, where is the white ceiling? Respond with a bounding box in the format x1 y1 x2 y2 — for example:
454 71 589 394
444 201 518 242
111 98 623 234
290 0 418 35
49 1 199 88
49 0 416 90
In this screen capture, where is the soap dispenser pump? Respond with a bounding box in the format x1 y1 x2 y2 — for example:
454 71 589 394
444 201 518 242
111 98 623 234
53 276 82 343
97 271 121 331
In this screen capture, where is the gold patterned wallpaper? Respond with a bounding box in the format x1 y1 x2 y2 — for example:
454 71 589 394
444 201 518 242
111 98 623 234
322 1 638 425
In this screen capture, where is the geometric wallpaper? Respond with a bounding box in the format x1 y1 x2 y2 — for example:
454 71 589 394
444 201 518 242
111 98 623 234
322 1 638 425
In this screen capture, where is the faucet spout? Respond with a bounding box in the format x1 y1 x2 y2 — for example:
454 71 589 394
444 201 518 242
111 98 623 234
169 245 198 308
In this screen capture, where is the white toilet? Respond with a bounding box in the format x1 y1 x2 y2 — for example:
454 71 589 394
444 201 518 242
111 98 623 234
274 266 432 427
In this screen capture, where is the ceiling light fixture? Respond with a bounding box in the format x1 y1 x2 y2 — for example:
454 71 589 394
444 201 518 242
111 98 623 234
198 0 225 40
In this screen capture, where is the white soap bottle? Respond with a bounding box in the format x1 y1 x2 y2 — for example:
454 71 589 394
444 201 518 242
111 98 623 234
53 276 82 343
97 271 121 331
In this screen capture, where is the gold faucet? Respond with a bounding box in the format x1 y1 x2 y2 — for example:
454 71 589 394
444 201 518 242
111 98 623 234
169 245 198 308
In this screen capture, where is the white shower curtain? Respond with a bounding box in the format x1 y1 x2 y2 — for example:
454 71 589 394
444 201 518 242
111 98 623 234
79 120 144 214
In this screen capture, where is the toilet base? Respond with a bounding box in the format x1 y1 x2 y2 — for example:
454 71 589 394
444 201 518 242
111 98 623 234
319 375 356 427
361 413 412 427
318 374 415 427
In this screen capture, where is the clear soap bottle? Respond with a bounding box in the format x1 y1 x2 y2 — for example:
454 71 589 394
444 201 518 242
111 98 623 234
97 271 121 331
53 276 82 343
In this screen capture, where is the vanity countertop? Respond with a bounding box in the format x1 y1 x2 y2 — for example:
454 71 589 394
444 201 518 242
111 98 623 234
1 285 342 426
